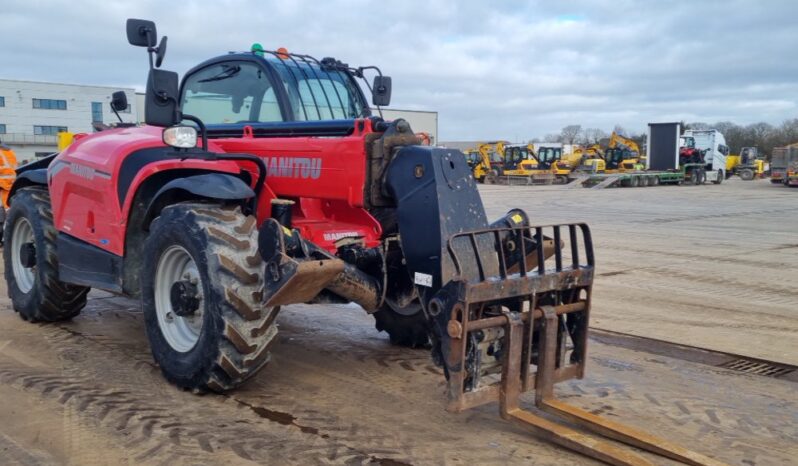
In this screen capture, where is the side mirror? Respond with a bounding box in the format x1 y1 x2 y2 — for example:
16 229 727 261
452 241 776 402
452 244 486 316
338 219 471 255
372 75 392 106
155 36 168 67
145 69 180 127
127 19 157 47
110 91 128 112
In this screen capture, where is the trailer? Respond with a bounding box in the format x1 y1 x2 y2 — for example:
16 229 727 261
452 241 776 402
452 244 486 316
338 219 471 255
770 145 798 185
574 163 719 188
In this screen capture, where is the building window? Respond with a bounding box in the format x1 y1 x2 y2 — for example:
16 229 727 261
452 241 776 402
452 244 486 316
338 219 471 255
32 98 67 110
34 125 68 136
0 96 5 107
0 124 6 134
91 102 103 123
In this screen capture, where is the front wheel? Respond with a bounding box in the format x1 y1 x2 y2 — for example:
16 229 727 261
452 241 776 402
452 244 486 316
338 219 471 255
739 169 754 181
142 204 279 392
373 304 429 348
713 169 723 184
3 188 89 322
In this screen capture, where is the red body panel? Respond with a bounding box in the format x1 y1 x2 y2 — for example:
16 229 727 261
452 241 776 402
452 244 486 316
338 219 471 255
48 121 381 257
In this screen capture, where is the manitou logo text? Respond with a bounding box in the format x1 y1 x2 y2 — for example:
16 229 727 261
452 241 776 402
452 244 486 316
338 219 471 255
265 157 322 179
69 163 95 180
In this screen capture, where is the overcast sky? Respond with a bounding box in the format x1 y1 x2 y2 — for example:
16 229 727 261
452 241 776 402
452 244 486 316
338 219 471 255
3 1 797 141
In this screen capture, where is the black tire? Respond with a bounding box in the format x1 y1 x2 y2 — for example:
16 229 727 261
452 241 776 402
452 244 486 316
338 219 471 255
3 188 90 322
699 170 707 185
689 170 699 185
0 205 6 245
142 204 278 392
713 169 723 184
629 176 640 188
370 208 430 349
740 169 754 181
651 176 660 186
373 305 429 348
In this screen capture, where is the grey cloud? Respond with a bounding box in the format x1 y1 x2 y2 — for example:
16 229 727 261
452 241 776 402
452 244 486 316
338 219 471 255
2 0 796 141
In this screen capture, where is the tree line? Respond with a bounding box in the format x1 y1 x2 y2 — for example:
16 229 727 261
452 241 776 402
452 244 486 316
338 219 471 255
533 120 798 159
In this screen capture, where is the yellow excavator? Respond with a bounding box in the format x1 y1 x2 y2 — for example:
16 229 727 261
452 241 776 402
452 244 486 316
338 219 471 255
573 144 606 172
605 132 643 171
465 141 506 183
488 144 574 184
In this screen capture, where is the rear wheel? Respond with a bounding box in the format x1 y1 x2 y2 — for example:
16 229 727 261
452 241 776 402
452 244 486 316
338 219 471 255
739 169 754 181
3 188 89 322
689 169 699 185
629 176 639 187
142 204 279 392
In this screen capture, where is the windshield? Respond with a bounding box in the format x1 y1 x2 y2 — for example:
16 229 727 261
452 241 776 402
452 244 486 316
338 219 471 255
182 62 283 124
606 149 623 163
680 137 695 148
269 57 367 120
539 148 560 162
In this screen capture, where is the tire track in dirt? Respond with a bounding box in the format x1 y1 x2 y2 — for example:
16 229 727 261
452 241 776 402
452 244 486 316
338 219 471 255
26 316 553 465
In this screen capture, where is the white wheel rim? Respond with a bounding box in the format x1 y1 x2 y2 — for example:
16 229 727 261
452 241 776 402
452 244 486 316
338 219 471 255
11 218 36 293
154 245 204 352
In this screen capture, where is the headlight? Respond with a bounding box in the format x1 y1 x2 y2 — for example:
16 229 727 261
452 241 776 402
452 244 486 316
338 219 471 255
163 125 197 149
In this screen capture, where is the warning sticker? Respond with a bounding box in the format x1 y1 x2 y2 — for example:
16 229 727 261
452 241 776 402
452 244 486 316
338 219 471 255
414 272 433 287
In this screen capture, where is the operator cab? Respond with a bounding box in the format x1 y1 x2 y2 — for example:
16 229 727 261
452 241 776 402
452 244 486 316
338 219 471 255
127 18 392 149
536 147 562 169
180 52 371 127
503 145 529 170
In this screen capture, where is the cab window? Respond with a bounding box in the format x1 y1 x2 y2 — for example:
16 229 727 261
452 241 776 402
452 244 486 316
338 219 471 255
181 61 284 124
270 59 366 121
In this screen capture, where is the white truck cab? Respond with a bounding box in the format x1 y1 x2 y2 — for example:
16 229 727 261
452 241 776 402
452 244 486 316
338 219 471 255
682 129 728 182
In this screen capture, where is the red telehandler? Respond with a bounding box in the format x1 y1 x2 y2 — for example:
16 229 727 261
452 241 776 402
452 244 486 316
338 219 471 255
2 19 723 466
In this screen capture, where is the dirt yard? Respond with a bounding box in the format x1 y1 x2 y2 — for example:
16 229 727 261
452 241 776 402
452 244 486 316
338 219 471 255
0 178 795 465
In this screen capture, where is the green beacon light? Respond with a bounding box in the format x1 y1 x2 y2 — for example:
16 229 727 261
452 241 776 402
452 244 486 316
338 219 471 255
251 43 264 57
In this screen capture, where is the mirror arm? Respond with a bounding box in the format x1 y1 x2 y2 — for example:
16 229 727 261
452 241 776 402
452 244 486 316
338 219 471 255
111 105 123 123
181 114 208 151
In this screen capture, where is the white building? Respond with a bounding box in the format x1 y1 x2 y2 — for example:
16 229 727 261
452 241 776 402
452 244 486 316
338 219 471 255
0 79 436 163
376 108 438 144
0 79 137 162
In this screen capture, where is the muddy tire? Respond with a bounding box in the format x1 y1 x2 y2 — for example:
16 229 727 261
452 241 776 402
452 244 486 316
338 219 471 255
373 305 429 348
3 188 90 322
0 205 5 246
142 203 278 392
370 208 430 348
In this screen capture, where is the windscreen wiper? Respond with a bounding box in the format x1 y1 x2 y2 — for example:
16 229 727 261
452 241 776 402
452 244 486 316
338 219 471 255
198 65 241 83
